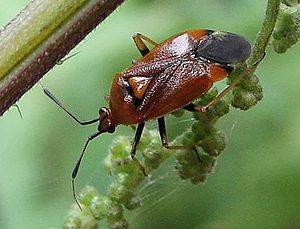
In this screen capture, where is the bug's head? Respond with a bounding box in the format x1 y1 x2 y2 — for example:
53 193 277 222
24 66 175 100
196 31 251 64
98 107 115 133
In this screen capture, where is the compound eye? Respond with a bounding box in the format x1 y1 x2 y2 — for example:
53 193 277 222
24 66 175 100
99 107 109 119
98 107 115 133
196 31 251 64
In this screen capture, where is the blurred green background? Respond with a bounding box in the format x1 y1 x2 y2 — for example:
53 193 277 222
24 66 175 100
1 0 300 228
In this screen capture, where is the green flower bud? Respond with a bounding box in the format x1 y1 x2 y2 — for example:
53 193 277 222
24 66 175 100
63 214 82 229
143 148 162 169
123 195 142 210
200 130 226 156
231 87 260 110
90 195 109 220
239 74 262 92
63 196 98 229
108 183 129 203
175 151 216 184
180 129 198 145
210 98 230 117
108 217 129 229
110 137 131 160
273 3 300 53
106 202 129 229
171 109 185 117
106 202 124 221
191 174 207 184
283 0 300 7
136 129 153 150
197 153 217 174
77 186 100 208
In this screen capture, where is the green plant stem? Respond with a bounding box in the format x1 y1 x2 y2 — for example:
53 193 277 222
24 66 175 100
247 0 280 66
0 0 125 116
227 0 280 111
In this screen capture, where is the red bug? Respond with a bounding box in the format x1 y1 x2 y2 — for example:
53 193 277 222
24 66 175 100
44 29 251 209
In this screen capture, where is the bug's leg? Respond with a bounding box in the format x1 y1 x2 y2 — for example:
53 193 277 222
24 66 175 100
132 33 158 56
183 103 199 112
193 147 201 163
158 116 201 163
130 122 147 175
157 117 194 150
194 54 266 112
134 33 159 46
157 117 169 148
43 88 99 125
72 131 102 210
57 51 79 65
183 103 214 113
130 123 145 158
195 85 235 112
130 34 157 174
13 104 23 119
186 67 256 112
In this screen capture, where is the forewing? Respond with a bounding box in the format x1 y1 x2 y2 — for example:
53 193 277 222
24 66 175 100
139 60 214 120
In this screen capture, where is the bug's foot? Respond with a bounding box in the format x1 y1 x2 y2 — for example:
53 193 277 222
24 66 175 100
201 106 210 112
195 105 210 113
131 156 148 176
137 163 148 177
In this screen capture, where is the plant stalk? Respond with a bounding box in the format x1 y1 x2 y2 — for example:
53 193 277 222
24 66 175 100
0 0 125 116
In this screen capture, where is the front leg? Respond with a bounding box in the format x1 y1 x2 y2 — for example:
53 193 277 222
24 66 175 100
130 123 147 176
183 103 209 112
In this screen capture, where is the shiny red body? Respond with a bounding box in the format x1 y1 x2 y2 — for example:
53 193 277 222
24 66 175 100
44 29 251 209
109 30 230 125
